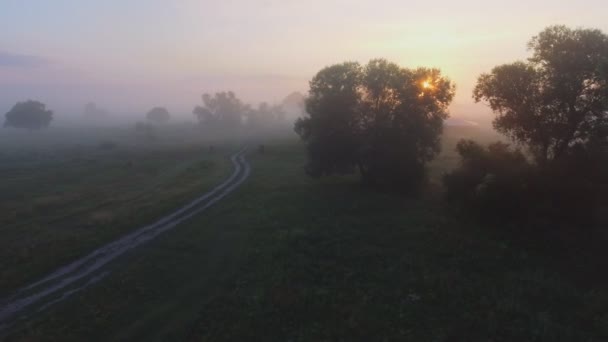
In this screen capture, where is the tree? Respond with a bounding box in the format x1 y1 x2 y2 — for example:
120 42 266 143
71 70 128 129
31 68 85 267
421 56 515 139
146 106 171 124
295 59 455 192
473 25 608 165
4 100 53 130
193 91 246 127
247 102 285 127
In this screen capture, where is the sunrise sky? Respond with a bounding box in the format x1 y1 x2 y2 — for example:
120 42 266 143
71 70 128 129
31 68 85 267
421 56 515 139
1 0 607 120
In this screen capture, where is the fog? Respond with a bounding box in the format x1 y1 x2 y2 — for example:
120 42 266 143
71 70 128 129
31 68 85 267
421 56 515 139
0 63 308 125
2 0 607 129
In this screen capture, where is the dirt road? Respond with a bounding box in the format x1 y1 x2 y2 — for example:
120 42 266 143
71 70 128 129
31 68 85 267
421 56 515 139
0 148 250 331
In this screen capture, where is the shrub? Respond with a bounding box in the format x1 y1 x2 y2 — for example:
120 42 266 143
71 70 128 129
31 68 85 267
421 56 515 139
445 139 608 226
444 140 532 220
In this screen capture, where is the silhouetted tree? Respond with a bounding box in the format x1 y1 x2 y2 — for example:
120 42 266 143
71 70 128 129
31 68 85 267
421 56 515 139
146 106 170 124
247 102 285 127
193 91 245 127
4 100 53 130
296 59 455 192
474 25 608 165
295 62 362 178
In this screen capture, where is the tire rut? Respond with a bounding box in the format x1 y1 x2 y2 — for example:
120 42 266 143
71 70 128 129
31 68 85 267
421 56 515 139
0 148 251 332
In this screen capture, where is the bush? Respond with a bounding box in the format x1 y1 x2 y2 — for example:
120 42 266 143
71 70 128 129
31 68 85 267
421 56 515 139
445 139 608 226
444 140 532 220
530 143 608 224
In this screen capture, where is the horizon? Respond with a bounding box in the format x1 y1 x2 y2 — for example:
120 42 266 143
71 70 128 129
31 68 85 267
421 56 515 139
2 0 608 124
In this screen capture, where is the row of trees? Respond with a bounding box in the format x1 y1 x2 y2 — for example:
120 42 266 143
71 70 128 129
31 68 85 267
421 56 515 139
3 92 295 129
296 25 608 223
192 91 288 128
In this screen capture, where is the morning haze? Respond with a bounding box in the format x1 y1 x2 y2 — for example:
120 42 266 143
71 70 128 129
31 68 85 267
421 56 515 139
1 1 608 340
1 0 607 124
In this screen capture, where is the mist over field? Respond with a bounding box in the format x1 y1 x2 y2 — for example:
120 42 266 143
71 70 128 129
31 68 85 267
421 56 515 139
1 1 608 341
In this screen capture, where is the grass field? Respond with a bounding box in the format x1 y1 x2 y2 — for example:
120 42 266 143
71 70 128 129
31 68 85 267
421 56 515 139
0 127 235 294
5 129 608 341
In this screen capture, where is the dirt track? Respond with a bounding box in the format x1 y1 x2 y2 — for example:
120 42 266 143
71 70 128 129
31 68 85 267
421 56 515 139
0 148 250 331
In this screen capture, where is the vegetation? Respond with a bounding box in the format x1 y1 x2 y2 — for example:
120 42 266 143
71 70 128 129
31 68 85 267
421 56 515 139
4 100 53 130
3 23 608 342
247 102 285 128
473 25 608 165
146 106 171 124
295 59 454 192
443 140 532 219
6 141 608 341
446 25 608 225
193 91 247 128
0 130 233 294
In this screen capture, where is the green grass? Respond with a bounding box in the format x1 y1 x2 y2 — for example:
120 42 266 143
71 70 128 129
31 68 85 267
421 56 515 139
0 130 236 294
6 137 608 341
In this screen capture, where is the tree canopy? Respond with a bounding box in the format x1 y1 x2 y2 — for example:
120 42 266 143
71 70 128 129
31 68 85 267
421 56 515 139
295 59 454 192
193 91 246 127
473 25 608 164
247 102 285 128
4 100 53 130
146 106 171 124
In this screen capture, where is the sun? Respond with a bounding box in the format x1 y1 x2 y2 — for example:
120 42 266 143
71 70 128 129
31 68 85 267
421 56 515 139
422 80 434 89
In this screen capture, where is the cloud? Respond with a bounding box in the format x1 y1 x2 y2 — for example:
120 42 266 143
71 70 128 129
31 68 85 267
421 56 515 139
0 51 49 67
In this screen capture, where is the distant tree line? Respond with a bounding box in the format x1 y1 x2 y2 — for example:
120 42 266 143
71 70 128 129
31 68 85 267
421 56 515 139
192 91 286 129
192 91 288 129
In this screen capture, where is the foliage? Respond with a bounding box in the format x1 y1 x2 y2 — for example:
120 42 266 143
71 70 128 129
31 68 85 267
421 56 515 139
4 100 53 130
193 91 246 127
11 142 608 341
443 139 532 218
473 25 608 164
444 138 608 224
247 102 285 128
146 106 171 124
296 59 455 192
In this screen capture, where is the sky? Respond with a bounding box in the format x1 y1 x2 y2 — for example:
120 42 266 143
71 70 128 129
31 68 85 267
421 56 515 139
1 0 607 122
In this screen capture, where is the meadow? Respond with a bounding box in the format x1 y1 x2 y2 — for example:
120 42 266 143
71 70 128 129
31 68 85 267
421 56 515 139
3 126 608 341
0 126 233 294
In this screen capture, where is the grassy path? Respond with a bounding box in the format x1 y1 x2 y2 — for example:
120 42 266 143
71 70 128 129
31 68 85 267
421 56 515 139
0 148 250 333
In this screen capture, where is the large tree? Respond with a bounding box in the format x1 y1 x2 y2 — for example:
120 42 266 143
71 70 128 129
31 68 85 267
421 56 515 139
473 25 608 164
146 106 171 124
193 91 246 127
295 59 454 192
4 100 53 130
